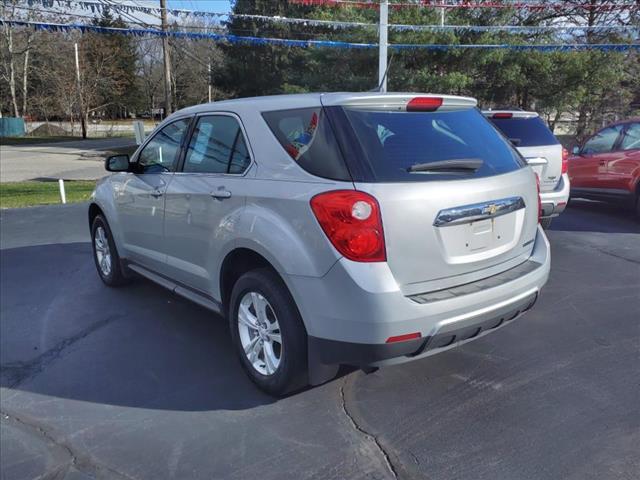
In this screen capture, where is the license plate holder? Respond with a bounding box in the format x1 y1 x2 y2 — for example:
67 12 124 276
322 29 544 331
466 219 493 252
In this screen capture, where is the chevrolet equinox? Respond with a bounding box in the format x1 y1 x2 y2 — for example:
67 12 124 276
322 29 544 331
89 93 551 395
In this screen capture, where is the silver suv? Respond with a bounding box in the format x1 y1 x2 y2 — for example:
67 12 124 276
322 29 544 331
89 93 550 395
483 110 571 229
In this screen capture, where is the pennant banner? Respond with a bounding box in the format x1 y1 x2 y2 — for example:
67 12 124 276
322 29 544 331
3 19 639 52
24 0 640 19
12 1 639 34
291 0 639 11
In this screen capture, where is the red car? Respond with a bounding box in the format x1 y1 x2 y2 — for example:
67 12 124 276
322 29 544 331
568 118 640 216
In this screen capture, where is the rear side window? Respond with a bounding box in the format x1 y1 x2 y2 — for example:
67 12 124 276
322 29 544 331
621 123 640 151
489 116 559 147
262 108 351 181
183 115 251 174
339 108 524 183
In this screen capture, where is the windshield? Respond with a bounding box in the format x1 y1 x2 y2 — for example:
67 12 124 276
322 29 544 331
340 107 525 182
488 116 559 147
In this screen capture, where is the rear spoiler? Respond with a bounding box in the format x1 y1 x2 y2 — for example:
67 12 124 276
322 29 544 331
321 93 477 112
482 110 538 119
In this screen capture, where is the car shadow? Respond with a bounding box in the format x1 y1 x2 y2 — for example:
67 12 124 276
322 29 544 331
0 243 284 411
550 199 640 234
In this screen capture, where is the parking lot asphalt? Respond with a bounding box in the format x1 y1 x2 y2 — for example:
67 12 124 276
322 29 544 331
1 200 639 480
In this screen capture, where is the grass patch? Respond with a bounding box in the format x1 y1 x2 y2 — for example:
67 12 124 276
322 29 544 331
0 180 96 209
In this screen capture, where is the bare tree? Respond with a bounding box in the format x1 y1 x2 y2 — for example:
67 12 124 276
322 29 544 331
0 0 36 118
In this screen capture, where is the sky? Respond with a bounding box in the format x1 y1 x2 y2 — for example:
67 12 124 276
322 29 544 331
168 0 232 15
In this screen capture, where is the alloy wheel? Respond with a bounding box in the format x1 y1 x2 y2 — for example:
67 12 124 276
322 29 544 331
237 291 283 376
94 226 112 277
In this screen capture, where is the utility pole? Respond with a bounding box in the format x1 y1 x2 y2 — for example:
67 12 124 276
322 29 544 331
208 62 212 103
160 0 172 118
74 43 87 139
378 0 388 92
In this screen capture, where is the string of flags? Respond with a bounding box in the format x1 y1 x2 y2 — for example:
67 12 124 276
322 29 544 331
2 19 638 52
8 2 639 34
19 0 640 19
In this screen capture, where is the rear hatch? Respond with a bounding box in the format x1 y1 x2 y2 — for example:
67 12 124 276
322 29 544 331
484 111 562 192
322 94 540 295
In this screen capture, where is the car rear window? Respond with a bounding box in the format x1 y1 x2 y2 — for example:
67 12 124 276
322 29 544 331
488 116 559 147
337 107 525 183
262 108 351 181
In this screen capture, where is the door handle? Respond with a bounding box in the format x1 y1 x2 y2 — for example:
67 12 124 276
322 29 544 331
599 160 606 166
210 189 232 199
150 188 163 198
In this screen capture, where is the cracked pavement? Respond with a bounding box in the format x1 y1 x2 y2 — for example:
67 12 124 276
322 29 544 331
1 200 639 479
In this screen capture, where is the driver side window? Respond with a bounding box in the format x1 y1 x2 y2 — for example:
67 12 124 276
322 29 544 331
582 125 623 155
137 118 190 173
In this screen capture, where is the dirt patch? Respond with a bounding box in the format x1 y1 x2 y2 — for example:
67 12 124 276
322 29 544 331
29 124 71 136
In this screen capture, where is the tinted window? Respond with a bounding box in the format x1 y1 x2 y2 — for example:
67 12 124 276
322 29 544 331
340 108 524 183
620 123 640 151
582 125 624 154
184 115 251 174
262 108 351 181
488 116 559 147
138 119 190 173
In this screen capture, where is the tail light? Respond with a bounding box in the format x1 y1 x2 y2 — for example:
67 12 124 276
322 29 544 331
492 112 513 119
561 147 569 174
310 190 386 262
535 173 542 222
407 97 442 112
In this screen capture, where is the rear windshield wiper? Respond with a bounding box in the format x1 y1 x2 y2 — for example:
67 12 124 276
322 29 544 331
407 159 484 173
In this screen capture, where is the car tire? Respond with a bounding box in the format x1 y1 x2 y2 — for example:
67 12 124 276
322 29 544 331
229 268 308 396
540 217 553 229
91 215 130 287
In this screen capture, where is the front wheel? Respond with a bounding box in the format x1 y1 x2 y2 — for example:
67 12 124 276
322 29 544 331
91 215 129 287
229 268 308 396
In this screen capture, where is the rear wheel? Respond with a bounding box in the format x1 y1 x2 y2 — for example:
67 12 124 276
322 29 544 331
540 217 553 229
91 215 129 287
229 268 308 396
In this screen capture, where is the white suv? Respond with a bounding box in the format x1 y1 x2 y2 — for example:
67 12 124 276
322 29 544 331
484 110 570 229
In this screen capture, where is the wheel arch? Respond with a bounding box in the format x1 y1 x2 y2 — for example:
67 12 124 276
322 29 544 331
87 194 125 256
88 202 103 227
219 247 287 315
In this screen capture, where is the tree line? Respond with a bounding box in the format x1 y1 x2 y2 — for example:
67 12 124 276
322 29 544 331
1 0 638 140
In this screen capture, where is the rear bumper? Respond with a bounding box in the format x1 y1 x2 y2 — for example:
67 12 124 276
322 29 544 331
540 173 570 218
288 226 550 367
309 291 538 367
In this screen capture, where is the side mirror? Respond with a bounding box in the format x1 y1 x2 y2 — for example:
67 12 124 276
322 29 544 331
105 154 130 172
572 145 581 156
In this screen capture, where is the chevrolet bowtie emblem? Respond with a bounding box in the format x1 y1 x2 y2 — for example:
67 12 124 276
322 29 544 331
485 204 498 215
